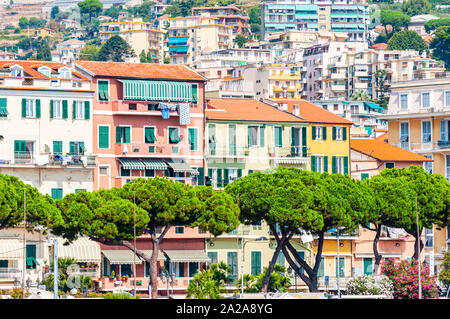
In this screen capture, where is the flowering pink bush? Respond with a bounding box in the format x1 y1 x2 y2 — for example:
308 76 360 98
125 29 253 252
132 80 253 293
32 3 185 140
381 258 439 299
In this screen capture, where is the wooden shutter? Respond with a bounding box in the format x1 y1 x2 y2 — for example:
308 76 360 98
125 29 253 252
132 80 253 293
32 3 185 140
191 84 198 104
312 126 316 140
260 125 265 147
332 156 337 174
301 127 307 157
69 142 76 154
248 126 252 147
35 99 41 118
332 127 337 140
53 141 62 154
311 155 316 172
73 101 76 119
344 156 349 175
62 100 68 119
116 127 122 143
145 127 156 144
124 127 130 143
324 156 328 173
14 140 26 153
22 99 26 117
343 127 347 141
197 167 204 185
50 100 54 118
275 126 282 147
188 128 197 151
251 251 261 276
217 169 223 188
237 168 242 178
84 101 90 120
99 126 109 149
223 168 229 186
323 126 327 140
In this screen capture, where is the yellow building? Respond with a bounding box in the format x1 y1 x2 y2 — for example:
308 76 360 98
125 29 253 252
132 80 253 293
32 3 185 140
99 18 165 64
264 64 303 99
167 16 233 67
271 99 352 174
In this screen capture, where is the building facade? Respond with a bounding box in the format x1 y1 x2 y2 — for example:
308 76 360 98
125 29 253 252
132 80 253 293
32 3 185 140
74 60 207 190
0 60 95 199
191 5 250 35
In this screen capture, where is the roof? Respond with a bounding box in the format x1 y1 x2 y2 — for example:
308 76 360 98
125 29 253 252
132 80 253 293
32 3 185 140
62 38 85 45
351 139 432 162
75 60 206 82
270 99 353 125
206 98 306 123
410 14 439 23
0 60 88 81
375 132 388 143
372 43 388 50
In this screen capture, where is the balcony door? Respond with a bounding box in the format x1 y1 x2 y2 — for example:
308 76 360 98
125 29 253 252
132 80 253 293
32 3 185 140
290 127 301 156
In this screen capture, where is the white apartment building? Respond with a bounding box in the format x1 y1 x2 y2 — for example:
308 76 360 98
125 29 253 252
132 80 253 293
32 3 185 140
167 16 233 67
0 61 95 199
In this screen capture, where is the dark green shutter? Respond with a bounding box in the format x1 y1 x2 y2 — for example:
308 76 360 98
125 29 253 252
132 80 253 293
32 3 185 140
51 188 63 200
223 168 229 186
260 126 265 147
275 126 282 147
124 127 130 143
0 98 7 117
229 124 236 155
361 173 369 180
35 99 41 118
312 126 316 140
50 100 54 118
69 142 76 154
217 169 223 188
53 141 62 153
22 99 26 117
332 156 337 174
62 100 68 119
251 251 261 276
248 126 252 147
324 156 328 173
323 127 327 140
191 84 198 104
198 167 204 185
73 101 76 119
344 156 349 175
145 127 156 144
343 127 347 141
302 127 307 157
207 168 213 186
332 127 336 140
311 156 316 172
179 262 185 277
189 128 197 151
291 127 296 156
237 169 242 178
84 101 90 120
99 126 109 149
116 127 122 143
318 257 325 277
14 140 26 153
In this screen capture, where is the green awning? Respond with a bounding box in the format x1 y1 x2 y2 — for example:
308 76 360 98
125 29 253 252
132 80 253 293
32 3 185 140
26 257 39 267
102 250 142 265
118 79 193 102
165 159 197 175
160 250 210 263
140 158 167 170
168 37 188 45
118 158 146 170
168 46 189 54
364 101 385 112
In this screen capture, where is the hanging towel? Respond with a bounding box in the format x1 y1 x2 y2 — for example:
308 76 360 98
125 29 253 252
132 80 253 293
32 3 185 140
161 107 170 119
179 103 190 125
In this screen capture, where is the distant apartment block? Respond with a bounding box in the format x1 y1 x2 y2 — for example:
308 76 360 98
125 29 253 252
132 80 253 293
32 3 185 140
99 18 165 64
167 16 233 67
191 5 250 35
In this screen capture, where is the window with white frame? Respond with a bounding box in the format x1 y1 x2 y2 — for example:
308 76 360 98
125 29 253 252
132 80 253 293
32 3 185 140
53 100 62 118
10 65 23 77
315 155 323 173
422 121 432 143
314 126 323 140
99 166 109 176
445 91 450 107
38 66 51 78
422 92 430 108
425 228 433 247
228 169 238 183
423 155 433 174
335 127 343 140
74 101 84 119
26 99 35 117
335 156 344 174
400 122 409 149
59 67 71 79
400 94 408 109
248 126 259 146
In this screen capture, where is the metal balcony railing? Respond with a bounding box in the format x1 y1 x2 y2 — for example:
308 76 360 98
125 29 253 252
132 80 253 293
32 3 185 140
0 268 21 278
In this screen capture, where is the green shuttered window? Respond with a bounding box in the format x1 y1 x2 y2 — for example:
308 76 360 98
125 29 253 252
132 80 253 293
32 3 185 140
62 100 68 119
98 126 110 149
84 101 90 120
188 128 198 151
98 80 109 101
51 188 63 200
120 79 194 102
251 251 262 276
116 126 131 143
144 127 156 144
275 126 282 147
0 98 7 117
168 127 180 144
302 127 307 157
53 141 62 154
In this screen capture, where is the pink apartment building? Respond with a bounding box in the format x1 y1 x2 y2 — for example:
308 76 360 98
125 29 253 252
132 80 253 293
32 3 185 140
74 61 207 190
74 61 210 296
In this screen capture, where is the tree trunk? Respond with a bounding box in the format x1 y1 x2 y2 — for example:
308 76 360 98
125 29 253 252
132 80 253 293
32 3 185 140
260 227 291 293
373 224 383 275
412 228 424 262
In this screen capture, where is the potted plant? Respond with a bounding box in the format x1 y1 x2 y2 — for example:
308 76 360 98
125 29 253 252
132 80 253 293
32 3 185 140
109 270 115 281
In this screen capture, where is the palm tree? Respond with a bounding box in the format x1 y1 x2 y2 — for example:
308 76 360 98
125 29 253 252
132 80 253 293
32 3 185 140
351 89 371 101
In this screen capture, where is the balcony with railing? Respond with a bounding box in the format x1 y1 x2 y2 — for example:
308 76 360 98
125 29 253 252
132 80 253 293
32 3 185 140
0 268 21 279
114 142 198 157
207 145 308 159
9 152 96 167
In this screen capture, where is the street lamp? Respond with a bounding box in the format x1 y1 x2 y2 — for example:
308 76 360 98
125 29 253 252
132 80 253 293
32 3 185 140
240 236 268 299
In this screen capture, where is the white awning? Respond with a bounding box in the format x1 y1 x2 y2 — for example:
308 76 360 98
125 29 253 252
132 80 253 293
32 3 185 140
56 237 101 262
0 239 23 259
274 158 309 165
354 253 402 258
102 250 143 265
163 250 211 263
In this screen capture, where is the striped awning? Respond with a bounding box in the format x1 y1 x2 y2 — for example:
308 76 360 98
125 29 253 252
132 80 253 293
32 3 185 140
56 237 101 262
165 159 198 174
160 250 210 263
0 239 23 259
118 79 193 102
140 250 166 261
118 158 146 170
102 250 142 265
140 158 167 170
275 158 309 165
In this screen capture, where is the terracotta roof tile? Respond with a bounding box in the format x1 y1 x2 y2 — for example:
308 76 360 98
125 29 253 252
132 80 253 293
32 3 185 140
206 98 306 123
351 138 432 162
271 98 353 124
75 60 206 82
375 132 388 143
